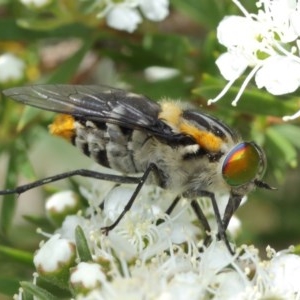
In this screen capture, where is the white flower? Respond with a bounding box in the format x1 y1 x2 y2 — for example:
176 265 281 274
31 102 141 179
255 55 300 95
28 173 300 299
70 262 106 293
268 252 300 294
46 190 79 213
227 215 242 238
139 0 169 21
208 0 300 120
0 53 25 84
95 0 169 33
99 185 199 260
216 15 262 58
106 5 142 33
33 234 76 273
46 190 82 226
57 215 87 242
19 0 52 8
144 66 180 82
215 52 249 81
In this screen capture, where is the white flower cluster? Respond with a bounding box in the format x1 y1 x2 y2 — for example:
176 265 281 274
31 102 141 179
19 0 52 8
0 53 25 84
92 0 169 33
19 0 169 32
209 0 300 120
14 179 300 299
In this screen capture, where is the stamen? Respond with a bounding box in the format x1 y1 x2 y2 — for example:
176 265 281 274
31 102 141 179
36 228 53 238
232 0 252 19
207 77 238 105
274 41 300 64
283 110 300 121
232 64 262 106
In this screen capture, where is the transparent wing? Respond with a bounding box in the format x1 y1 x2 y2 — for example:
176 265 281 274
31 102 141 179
3 84 161 129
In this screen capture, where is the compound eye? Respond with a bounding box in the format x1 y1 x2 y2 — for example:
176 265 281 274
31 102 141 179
222 142 266 187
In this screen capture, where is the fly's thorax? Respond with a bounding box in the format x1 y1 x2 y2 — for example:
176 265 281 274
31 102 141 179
158 102 240 152
157 104 241 194
175 142 235 195
136 136 236 195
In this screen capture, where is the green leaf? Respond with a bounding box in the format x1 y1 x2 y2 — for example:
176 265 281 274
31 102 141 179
293 244 300 255
0 18 91 40
45 38 93 84
21 289 34 300
1 153 18 235
265 126 298 181
15 142 36 181
172 0 229 28
75 225 92 262
266 127 297 168
16 106 45 132
0 245 33 265
36 277 72 299
273 124 300 150
0 18 41 40
142 34 192 69
104 33 192 71
0 277 20 296
21 281 59 300
0 137 38 235
17 18 69 31
194 75 298 117
127 75 192 100
23 214 53 229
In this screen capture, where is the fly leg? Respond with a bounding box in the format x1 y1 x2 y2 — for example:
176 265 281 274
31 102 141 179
196 191 235 255
0 169 141 196
101 163 160 235
190 199 212 248
164 195 181 215
222 192 242 231
155 195 181 226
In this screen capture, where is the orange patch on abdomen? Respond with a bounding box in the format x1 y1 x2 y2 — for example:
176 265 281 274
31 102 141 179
49 114 75 142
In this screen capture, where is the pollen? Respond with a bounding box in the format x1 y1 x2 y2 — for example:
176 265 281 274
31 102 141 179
49 114 75 141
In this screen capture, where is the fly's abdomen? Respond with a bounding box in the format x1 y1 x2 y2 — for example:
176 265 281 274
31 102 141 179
49 114 146 174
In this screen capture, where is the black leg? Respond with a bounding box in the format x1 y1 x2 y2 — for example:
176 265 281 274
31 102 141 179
155 195 181 226
222 192 242 230
197 191 234 255
0 169 141 196
101 163 159 234
165 195 181 215
191 199 211 233
190 199 212 247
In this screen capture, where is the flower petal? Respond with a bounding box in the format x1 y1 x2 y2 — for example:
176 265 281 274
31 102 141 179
255 56 300 95
139 0 169 21
106 6 142 33
216 52 248 80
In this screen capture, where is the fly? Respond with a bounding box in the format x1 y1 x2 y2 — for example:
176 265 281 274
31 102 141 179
0 85 274 254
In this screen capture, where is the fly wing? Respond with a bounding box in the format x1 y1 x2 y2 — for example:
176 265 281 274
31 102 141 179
3 84 161 130
3 84 196 144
